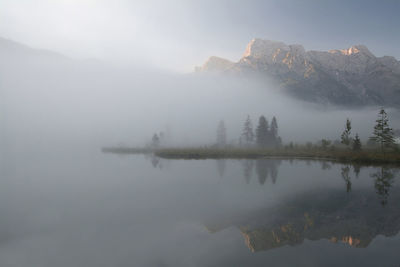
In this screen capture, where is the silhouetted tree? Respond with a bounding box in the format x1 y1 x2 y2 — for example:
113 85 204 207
352 133 362 151
216 120 227 147
270 116 278 137
370 108 396 151
341 118 352 147
256 116 269 148
270 116 281 147
241 115 254 147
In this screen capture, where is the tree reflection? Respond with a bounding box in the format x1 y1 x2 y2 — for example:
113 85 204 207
256 159 268 184
321 161 331 170
206 164 400 253
255 159 281 185
242 160 254 184
270 163 278 184
372 167 395 206
151 156 160 168
144 154 163 169
353 164 361 178
341 166 352 193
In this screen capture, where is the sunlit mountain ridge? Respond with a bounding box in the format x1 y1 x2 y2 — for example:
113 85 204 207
197 38 400 107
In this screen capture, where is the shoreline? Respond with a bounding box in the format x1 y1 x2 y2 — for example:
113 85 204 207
102 147 400 166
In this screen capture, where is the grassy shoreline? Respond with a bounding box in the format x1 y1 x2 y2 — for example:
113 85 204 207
101 147 153 154
154 148 400 165
102 146 400 165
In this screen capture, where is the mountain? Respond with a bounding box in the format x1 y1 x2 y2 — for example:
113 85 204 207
0 37 68 65
197 38 400 107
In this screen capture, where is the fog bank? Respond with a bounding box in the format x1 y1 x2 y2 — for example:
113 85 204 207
1 56 399 155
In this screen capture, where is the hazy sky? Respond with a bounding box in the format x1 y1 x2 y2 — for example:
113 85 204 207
1 0 399 72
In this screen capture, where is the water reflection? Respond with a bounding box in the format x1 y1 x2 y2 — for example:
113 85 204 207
372 167 395 206
206 164 399 253
242 159 254 184
341 165 352 193
144 154 165 169
256 159 268 184
321 161 332 170
255 159 281 185
151 156 160 168
109 153 399 257
353 164 361 178
216 159 226 177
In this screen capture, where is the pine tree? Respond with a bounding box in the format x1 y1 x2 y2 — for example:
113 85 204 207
370 108 396 151
341 118 352 147
216 120 227 147
270 116 281 146
270 116 278 138
352 133 362 151
256 116 269 148
241 115 254 147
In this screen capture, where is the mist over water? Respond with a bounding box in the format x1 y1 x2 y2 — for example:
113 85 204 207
0 148 400 267
1 1 400 266
1 56 398 154
1 54 399 265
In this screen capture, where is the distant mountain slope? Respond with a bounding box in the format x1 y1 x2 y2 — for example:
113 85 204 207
197 38 400 107
0 37 68 64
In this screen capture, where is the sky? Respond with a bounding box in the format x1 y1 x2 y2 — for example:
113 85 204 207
0 0 399 72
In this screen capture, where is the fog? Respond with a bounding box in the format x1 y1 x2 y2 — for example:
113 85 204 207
2 2 400 266
1 2 399 155
1 50 399 156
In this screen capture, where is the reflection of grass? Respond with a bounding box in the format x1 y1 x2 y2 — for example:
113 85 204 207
154 147 400 165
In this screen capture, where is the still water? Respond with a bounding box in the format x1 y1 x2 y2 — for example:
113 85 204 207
1 149 400 266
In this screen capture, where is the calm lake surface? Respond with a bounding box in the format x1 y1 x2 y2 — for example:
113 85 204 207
1 148 400 267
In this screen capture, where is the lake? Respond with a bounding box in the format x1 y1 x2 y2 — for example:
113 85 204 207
1 149 400 266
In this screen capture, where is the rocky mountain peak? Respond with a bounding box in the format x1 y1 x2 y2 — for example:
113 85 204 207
195 56 234 72
243 38 290 58
329 44 373 57
197 38 400 107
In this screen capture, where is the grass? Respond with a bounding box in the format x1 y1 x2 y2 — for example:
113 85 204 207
153 147 400 165
101 147 154 154
101 145 400 165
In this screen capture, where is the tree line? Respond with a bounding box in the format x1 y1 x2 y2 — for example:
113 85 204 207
149 108 398 152
216 115 282 148
339 108 397 152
